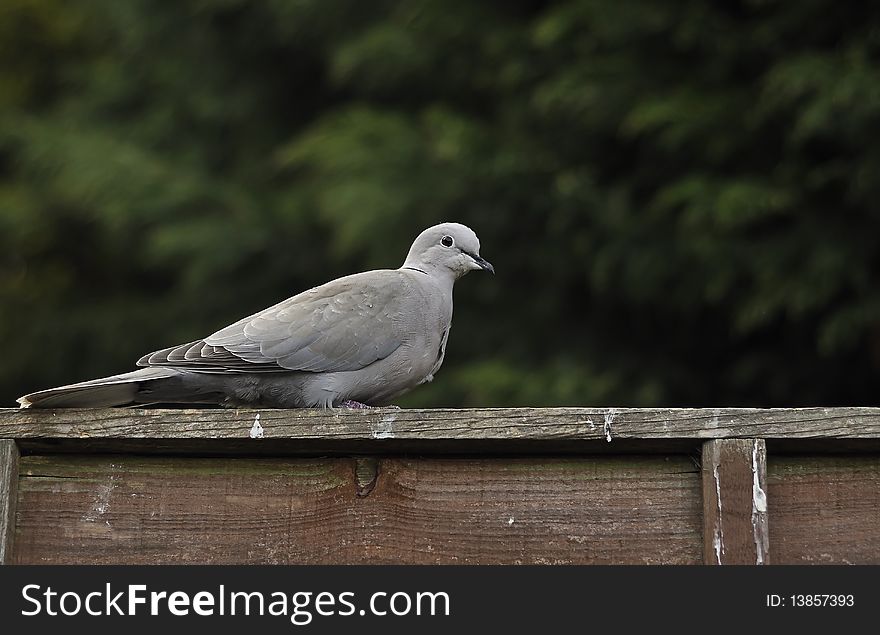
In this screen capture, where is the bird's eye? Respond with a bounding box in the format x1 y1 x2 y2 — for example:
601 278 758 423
441 235 454 247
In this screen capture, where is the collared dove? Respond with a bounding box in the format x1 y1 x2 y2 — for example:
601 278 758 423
18 222 493 408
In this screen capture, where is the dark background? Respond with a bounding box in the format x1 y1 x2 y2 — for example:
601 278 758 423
2 0 879 408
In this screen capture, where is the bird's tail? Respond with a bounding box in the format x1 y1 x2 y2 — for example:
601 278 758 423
17 367 190 408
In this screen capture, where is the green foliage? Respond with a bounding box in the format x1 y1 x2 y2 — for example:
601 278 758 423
2 0 879 407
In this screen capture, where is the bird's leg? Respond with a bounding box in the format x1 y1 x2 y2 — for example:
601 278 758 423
339 400 375 409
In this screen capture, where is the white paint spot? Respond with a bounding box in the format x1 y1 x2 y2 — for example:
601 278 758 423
371 414 396 439
249 413 264 439
751 441 767 513
603 409 617 442
584 418 595 430
83 475 116 523
507 517 515 526
751 440 768 565
713 463 725 564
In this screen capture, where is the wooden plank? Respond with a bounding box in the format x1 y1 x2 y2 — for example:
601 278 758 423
701 439 769 565
12 454 702 564
0 440 20 565
769 456 880 564
1 407 879 455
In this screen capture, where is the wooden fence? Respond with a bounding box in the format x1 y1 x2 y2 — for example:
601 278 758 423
1 407 878 565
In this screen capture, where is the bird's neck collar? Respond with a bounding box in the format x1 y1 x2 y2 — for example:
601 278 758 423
402 265 429 276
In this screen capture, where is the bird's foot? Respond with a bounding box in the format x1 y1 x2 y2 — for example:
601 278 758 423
338 400 400 410
339 400 375 409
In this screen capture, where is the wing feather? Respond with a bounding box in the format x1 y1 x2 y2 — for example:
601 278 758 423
137 270 409 374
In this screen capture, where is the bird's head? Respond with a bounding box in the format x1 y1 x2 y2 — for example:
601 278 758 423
403 222 494 280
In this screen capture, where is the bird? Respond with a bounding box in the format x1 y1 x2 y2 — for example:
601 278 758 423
17 222 494 409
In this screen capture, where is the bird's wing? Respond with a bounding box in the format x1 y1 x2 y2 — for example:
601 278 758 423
138 271 410 373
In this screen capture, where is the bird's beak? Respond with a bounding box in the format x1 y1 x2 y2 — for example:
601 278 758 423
472 254 495 274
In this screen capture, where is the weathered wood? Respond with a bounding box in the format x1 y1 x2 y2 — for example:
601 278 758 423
13 454 701 564
355 457 380 497
0 440 20 565
702 439 769 565
769 456 880 564
2 407 879 455
5 407 880 565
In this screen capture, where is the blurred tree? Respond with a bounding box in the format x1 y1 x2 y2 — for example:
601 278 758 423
1 0 879 407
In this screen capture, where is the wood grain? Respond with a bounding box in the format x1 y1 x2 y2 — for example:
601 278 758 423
2 407 879 454
768 456 880 564
13 454 702 564
6 408 880 565
0 440 19 564
701 439 768 565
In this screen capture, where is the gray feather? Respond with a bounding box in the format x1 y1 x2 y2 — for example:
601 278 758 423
18 367 182 408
